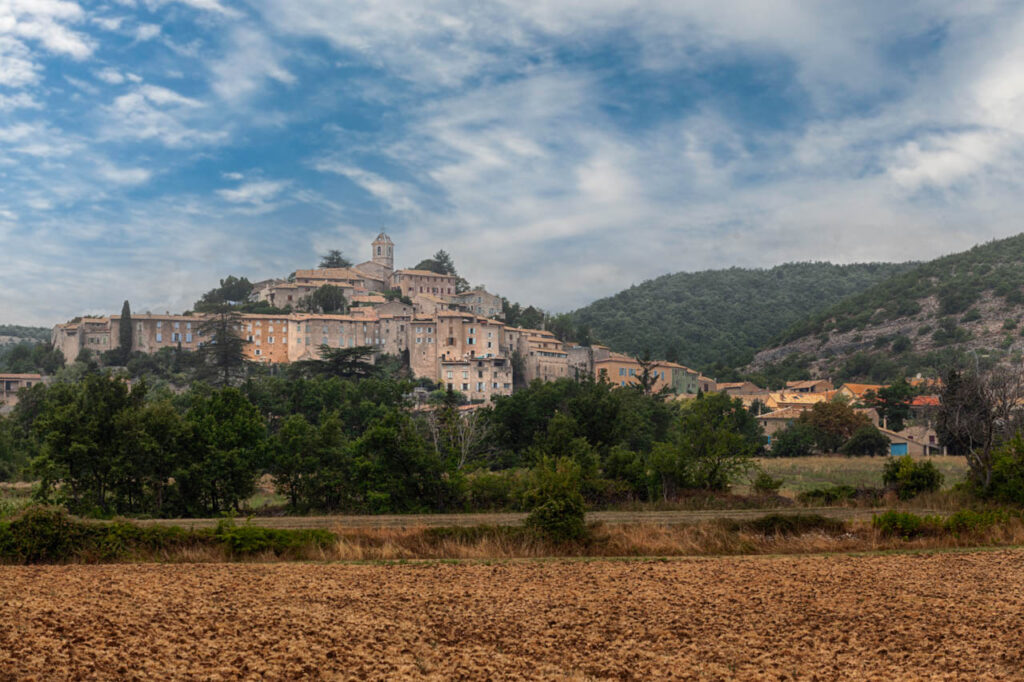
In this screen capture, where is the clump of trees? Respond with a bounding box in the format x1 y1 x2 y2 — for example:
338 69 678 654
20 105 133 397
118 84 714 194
0 373 770 516
769 401 889 456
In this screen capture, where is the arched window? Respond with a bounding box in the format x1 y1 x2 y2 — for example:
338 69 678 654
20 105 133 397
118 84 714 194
388 247 392 257
377 246 381 255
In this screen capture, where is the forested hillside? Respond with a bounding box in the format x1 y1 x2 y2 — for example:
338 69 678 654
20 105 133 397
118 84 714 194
752 233 1024 382
570 263 913 371
0 326 55 373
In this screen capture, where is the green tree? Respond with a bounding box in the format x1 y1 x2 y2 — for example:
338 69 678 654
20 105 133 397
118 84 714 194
173 387 265 515
864 379 914 431
298 344 377 379
194 275 253 311
307 284 347 314
840 425 890 456
118 300 133 363
798 401 870 453
768 422 817 457
414 249 470 293
648 393 763 495
319 249 352 268
197 307 249 387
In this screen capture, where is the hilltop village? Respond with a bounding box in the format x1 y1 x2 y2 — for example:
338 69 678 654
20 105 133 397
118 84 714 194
50 234 715 403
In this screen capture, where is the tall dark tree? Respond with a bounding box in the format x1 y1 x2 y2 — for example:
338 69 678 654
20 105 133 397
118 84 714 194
319 249 352 269
863 379 915 431
307 284 347 314
197 307 249 387
414 249 470 293
118 300 133 363
299 344 377 379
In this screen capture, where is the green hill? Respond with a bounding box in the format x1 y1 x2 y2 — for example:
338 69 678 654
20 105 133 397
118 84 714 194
751 233 1024 382
570 262 914 370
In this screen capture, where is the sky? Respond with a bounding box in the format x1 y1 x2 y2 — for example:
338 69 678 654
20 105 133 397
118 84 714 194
3 1 1024 326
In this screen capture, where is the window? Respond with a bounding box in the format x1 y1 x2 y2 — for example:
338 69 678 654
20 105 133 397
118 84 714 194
462 383 469 391
186 334 193 343
255 349 261 356
186 322 192 330
462 371 469 379
268 336 274 344
477 382 484 392
447 371 453 379
156 321 162 329
416 338 422 344
156 333 162 342
619 368 625 376
172 333 181 343
173 322 180 329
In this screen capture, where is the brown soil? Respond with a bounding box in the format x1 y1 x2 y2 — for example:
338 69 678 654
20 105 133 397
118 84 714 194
3 551 1024 680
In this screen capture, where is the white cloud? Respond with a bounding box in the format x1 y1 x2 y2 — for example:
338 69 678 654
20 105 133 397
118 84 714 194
0 35 40 86
97 163 153 185
314 160 417 212
0 91 40 111
95 67 125 84
0 0 93 59
217 179 290 213
135 23 161 41
103 84 224 147
92 16 125 31
209 27 295 101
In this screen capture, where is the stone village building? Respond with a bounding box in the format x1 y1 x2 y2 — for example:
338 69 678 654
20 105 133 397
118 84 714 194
52 235 714 403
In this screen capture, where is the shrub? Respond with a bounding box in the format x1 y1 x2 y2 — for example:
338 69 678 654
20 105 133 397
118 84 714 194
871 510 941 537
522 457 589 543
750 471 784 495
990 436 1024 506
525 493 588 543
213 518 334 556
944 509 1014 534
882 456 944 500
797 485 856 505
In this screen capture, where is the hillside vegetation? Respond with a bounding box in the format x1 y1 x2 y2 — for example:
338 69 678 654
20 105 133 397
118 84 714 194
571 262 913 370
753 233 1024 381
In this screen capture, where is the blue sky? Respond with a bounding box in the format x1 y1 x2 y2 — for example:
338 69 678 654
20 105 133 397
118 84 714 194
3 1 1024 325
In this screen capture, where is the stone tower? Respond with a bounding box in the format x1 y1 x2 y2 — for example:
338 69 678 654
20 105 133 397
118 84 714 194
372 232 394 271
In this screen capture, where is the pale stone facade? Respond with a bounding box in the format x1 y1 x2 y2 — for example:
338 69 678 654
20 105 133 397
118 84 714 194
49 234 715 399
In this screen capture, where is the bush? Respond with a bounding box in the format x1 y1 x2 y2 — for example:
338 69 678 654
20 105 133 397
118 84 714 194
750 471 784 495
990 436 1024 506
882 456 944 500
525 493 588 543
872 510 941 537
873 509 1020 538
522 457 589 543
213 518 335 556
0 506 336 564
797 485 856 505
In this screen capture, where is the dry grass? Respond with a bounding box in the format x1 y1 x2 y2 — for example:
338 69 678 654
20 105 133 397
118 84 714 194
310 516 1024 562
754 454 970 496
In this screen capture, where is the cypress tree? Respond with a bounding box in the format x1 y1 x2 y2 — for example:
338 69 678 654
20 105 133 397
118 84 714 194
119 300 133 363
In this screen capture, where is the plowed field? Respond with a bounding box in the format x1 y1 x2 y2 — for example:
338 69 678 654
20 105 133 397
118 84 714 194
2 551 1023 680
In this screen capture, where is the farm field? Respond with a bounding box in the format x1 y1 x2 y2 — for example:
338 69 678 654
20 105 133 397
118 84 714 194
2 551 1023 680
755 455 970 495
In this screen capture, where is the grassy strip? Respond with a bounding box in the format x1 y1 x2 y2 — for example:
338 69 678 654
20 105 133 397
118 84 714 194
3 506 1024 564
0 507 334 564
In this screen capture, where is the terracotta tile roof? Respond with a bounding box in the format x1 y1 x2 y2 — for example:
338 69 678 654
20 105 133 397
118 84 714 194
839 383 885 397
911 395 941 407
759 406 805 420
